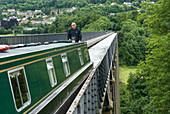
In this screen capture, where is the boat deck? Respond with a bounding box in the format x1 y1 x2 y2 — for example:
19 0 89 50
0 43 75 59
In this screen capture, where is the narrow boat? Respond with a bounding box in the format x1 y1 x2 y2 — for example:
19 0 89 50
0 41 93 113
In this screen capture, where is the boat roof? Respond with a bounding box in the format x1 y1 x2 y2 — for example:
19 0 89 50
0 43 76 59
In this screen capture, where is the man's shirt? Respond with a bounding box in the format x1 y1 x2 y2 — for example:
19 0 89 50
68 28 82 42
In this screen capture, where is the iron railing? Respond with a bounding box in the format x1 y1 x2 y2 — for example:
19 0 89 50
66 34 119 114
0 31 106 45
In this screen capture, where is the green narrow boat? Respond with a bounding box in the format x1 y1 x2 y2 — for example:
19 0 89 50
0 41 93 114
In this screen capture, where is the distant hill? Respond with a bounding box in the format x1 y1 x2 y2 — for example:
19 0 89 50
0 0 160 7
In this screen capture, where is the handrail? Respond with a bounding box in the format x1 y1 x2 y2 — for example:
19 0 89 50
0 31 107 45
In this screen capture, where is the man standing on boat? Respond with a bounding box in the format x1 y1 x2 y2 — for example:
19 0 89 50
68 22 82 43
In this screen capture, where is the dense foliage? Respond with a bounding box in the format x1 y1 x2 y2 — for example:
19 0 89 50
0 0 133 10
0 0 155 8
119 18 146 65
121 0 170 113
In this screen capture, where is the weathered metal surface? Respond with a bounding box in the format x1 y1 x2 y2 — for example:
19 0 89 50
66 33 119 114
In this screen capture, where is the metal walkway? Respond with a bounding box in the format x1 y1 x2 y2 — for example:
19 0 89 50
66 33 120 114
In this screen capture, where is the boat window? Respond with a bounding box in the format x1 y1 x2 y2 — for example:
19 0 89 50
61 53 70 77
46 58 57 87
78 48 84 65
8 67 31 112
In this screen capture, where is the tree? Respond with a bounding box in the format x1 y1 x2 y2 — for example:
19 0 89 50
139 0 170 112
0 14 3 21
0 27 5 34
48 24 56 33
141 0 170 35
82 16 113 31
127 0 170 113
43 7 51 15
119 19 146 66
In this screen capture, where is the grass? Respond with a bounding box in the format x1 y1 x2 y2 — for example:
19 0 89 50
0 34 28 36
119 66 137 84
0 34 14 36
119 66 137 111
